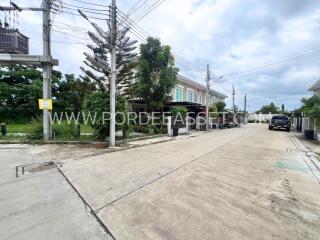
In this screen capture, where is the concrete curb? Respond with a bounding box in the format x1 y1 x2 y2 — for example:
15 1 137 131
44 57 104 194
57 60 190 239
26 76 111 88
289 132 320 184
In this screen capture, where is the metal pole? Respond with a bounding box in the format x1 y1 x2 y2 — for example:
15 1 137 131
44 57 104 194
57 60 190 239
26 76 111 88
205 64 210 130
42 0 52 141
109 0 117 147
244 93 247 124
232 84 235 113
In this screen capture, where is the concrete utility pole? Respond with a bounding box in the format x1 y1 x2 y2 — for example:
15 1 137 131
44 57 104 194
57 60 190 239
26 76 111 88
0 2 57 141
205 64 211 130
109 0 117 147
232 84 235 113
42 0 52 141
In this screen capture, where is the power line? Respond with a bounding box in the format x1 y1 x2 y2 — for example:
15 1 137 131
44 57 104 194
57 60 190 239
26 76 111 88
135 0 166 23
126 0 147 17
59 9 108 20
63 2 108 11
62 5 108 16
67 0 109 8
117 10 207 76
223 48 320 79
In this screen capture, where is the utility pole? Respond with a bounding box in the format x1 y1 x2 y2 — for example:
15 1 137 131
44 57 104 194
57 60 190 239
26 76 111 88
42 0 52 141
0 2 57 141
232 84 235 113
205 64 210 130
244 93 247 124
109 0 117 147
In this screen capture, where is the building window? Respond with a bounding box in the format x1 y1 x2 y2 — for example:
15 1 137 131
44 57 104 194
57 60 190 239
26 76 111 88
187 90 193 102
206 96 210 105
175 87 183 102
199 95 202 104
194 93 198 103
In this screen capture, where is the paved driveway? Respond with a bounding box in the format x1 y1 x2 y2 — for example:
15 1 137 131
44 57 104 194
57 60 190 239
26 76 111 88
61 124 320 240
0 145 110 240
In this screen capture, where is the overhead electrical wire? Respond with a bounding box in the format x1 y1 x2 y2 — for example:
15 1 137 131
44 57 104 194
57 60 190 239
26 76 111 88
59 9 108 20
67 0 109 8
134 0 166 23
63 2 108 11
126 0 146 17
57 1 207 77
117 9 207 77
62 5 108 16
117 17 206 78
223 48 320 79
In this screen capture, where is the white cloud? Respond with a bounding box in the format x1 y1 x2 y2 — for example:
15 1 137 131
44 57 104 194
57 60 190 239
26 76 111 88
8 0 320 111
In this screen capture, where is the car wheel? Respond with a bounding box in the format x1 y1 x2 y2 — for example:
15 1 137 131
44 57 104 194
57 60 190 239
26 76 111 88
269 126 273 130
286 128 290 132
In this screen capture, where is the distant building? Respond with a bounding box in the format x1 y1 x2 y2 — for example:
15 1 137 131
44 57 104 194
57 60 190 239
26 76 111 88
171 75 227 105
309 79 320 95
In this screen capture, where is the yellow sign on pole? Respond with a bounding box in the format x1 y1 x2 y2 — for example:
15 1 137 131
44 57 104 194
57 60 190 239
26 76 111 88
38 99 53 110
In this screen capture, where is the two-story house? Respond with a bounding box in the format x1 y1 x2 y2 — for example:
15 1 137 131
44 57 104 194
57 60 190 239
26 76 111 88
171 75 227 105
129 74 227 114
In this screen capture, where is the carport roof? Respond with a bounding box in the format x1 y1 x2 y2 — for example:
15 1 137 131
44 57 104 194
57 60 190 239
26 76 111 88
309 79 320 91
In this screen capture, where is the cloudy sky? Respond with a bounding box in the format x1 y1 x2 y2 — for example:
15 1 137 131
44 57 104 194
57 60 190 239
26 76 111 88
3 0 320 111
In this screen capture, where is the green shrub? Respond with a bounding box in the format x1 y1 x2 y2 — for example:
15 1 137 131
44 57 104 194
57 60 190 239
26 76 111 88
53 122 80 140
170 106 188 119
83 92 126 141
26 118 43 140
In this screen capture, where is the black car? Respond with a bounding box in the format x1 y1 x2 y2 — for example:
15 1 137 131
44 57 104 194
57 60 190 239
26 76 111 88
269 115 291 131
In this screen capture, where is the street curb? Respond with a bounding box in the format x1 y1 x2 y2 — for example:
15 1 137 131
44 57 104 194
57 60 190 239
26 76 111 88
0 134 168 146
289 132 320 184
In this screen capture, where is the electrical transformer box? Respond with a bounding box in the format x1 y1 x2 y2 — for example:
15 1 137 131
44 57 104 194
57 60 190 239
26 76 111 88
0 26 29 54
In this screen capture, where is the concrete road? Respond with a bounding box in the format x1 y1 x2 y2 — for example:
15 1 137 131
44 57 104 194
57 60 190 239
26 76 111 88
0 145 111 240
61 124 320 240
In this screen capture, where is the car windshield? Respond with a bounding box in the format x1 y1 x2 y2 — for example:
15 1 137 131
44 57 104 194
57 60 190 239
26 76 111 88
272 116 288 120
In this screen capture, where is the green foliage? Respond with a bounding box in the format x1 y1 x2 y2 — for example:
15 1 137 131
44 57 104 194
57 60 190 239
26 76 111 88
256 102 279 114
301 95 320 125
134 37 178 111
26 118 43 140
170 106 188 119
80 15 137 97
83 92 126 141
211 101 226 112
54 74 96 113
0 65 96 123
122 104 133 142
53 122 80 140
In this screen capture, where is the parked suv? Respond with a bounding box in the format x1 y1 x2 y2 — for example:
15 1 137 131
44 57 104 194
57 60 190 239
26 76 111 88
269 115 291 131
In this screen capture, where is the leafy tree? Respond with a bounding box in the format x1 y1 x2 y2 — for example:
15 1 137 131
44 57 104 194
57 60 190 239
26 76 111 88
134 37 178 111
256 102 279 114
54 74 96 113
0 65 96 122
79 11 137 97
0 65 54 121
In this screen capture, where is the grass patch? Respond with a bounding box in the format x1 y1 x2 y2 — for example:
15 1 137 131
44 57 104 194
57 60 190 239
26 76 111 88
5 123 94 134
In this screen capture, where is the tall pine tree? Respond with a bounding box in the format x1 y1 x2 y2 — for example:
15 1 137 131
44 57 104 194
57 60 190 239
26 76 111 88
79 11 137 98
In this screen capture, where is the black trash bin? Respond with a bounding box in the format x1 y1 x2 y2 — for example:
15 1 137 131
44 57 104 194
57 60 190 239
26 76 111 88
304 129 314 140
172 127 179 136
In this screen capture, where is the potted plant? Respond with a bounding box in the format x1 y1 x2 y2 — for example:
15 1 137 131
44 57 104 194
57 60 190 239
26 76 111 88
170 106 188 137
